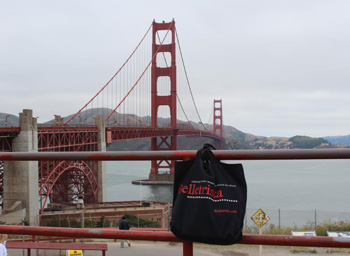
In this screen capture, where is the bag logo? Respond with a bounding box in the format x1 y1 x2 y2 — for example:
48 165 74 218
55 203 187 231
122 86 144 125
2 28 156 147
178 180 238 203
178 183 223 199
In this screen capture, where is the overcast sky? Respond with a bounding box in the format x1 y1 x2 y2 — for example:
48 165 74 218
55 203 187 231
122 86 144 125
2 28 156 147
1 0 349 138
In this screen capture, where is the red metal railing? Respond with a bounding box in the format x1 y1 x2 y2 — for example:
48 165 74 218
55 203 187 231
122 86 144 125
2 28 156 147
2 148 350 161
1 149 350 256
1 225 350 255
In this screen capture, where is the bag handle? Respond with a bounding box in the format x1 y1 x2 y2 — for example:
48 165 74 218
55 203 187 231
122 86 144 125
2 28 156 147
199 144 218 170
203 143 216 151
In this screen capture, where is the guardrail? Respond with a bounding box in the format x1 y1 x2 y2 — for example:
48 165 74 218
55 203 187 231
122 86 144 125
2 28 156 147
2 148 350 161
1 225 350 255
7 241 108 256
1 149 350 256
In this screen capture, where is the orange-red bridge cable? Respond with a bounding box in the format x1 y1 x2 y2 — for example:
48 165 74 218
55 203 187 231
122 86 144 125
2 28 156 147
64 23 153 126
175 28 207 131
105 22 174 122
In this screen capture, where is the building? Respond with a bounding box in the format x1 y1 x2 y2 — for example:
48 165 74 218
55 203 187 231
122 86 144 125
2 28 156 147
40 200 171 228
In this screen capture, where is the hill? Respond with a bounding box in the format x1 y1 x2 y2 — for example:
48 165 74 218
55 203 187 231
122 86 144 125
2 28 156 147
1 110 347 149
0 113 19 127
324 135 350 146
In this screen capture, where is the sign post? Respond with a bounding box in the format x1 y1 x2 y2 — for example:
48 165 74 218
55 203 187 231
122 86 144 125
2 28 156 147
251 209 270 255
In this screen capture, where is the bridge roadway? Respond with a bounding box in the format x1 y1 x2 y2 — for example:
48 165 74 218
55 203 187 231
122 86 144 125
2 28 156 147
0 126 221 150
106 127 221 142
0 127 20 152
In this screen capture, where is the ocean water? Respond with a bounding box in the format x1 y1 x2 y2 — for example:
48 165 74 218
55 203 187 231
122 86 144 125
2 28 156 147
106 159 350 213
106 161 174 203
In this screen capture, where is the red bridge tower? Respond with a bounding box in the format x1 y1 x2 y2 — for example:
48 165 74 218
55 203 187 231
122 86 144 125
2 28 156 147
213 99 224 149
149 20 177 182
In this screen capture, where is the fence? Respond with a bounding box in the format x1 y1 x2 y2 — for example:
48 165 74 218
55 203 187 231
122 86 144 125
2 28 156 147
2 148 350 256
244 208 350 230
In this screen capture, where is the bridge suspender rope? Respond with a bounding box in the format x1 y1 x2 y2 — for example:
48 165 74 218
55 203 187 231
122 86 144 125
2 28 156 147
64 23 153 126
156 31 195 130
104 22 174 122
175 28 208 132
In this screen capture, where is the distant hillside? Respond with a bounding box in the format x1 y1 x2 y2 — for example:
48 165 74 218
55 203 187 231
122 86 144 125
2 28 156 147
221 127 329 149
0 113 19 127
1 110 347 149
289 136 330 149
324 135 350 146
43 108 149 127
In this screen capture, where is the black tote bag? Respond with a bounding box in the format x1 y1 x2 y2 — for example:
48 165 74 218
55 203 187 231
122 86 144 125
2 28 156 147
170 144 247 245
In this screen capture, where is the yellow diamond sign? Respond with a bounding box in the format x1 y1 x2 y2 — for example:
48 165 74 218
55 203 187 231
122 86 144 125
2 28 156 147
67 250 83 256
251 208 270 228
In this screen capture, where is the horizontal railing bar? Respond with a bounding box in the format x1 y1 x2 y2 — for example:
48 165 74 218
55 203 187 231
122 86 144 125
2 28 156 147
1 148 350 161
10 237 75 242
7 241 107 250
1 225 350 248
0 225 179 242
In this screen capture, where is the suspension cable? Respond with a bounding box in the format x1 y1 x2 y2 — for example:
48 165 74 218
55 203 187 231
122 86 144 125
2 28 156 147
105 22 174 122
207 105 213 125
156 32 195 129
175 28 208 131
177 94 195 129
156 32 169 67
65 23 153 126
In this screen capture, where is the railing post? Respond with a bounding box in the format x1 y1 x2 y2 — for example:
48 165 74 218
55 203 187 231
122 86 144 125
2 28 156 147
183 241 193 256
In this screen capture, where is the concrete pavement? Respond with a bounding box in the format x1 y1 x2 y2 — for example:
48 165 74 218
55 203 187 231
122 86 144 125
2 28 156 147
8 240 350 256
98 241 221 256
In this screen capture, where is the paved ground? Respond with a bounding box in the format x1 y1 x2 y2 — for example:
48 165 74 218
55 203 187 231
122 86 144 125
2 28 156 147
103 241 221 256
7 240 350 256
83 241 350 256
92 242 350 256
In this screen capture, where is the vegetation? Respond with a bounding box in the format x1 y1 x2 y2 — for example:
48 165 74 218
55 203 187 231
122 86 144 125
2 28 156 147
245 220 350 236
46 216 112 228
45 214 159 228
96 216 111 227
289 136 330 149
121 214 160 228
46 216 81 228
21 219 30 226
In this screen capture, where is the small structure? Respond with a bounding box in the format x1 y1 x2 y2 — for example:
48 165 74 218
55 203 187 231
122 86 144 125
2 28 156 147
291 231 316 253
327 231 350 253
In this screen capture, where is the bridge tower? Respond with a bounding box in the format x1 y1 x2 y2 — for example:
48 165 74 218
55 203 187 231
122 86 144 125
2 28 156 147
150 20 177 182
213 99 224 149
3 110 39 225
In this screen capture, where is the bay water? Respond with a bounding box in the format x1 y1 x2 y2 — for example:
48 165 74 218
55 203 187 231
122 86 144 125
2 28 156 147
106 159 350 226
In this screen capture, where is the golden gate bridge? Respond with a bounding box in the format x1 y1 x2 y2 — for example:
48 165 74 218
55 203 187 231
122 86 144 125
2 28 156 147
0 20 223 221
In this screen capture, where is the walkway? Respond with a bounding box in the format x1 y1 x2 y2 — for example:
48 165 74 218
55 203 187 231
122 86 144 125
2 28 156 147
8 240 350 256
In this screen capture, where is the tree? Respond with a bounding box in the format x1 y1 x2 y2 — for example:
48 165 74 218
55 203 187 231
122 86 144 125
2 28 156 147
289 136 330 149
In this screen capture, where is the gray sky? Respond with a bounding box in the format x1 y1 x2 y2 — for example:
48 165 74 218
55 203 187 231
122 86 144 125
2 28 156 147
1 0 349 137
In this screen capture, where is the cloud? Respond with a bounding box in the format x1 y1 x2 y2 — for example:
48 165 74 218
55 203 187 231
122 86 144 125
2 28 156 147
1 0 350 137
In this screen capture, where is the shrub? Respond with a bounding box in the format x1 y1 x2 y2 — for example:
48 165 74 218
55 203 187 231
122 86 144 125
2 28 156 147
245 220 350 236
118 214 160 228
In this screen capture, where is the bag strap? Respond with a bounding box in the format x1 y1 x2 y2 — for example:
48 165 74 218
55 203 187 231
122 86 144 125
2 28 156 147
203 143 216 151
199 144 218 170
